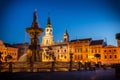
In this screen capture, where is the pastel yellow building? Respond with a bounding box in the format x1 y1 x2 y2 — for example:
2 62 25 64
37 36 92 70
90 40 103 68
68 38 91 63
89 40 106 63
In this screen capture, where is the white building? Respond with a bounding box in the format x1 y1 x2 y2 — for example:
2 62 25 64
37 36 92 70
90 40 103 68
41 17 69 62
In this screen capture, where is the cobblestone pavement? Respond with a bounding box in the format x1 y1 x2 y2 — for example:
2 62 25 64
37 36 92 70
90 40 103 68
0 68 120 80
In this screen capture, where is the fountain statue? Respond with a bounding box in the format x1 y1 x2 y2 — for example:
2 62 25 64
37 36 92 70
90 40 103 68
19 10 44 62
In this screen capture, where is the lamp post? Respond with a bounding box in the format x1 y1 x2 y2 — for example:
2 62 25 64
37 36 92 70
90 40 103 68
69 52 73 71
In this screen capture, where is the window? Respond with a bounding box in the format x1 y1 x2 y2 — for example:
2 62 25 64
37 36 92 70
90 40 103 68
75 49 76 53
95 50 97 53
110 55 112 58
64 50 66 53
92 50 93 53
104 50 106 52
46 40 48 44
86 54 88 58
58 55 59 59
81 55 83 59
61 50 63 52
105 55 107 59
47 29 49 32
86 48 88 52
64 56 66 59
80 48 82 52
75 55 77 60
109 50 111 52
114 50 116 52
57 50 59 53
98 50 100 53
78 55 80 60
115 55 117 58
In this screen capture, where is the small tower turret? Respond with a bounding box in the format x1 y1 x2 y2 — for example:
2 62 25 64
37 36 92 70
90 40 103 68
63 30 69 42
116 33 120 47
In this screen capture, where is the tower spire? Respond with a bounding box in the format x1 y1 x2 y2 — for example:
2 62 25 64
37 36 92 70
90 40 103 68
47 17 51 24
33 9 37 22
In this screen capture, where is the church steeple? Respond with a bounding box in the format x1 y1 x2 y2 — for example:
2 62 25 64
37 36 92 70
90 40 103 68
47 17 51 24
42 16 53 46
46 17 52 28
64 29 69 42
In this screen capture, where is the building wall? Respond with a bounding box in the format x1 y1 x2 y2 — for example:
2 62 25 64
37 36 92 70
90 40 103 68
0 40 18 62
89 45 102 63
41 43 69 62
101 45 120 64
68 39 91 63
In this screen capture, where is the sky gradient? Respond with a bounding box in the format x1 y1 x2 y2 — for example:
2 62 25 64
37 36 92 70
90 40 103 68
0 0 120 46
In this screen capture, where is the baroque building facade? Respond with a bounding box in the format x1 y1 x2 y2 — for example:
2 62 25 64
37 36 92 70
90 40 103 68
40 16 120 65
41 17 69 62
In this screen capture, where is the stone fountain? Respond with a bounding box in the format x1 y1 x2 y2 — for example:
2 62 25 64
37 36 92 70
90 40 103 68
19 10 43 62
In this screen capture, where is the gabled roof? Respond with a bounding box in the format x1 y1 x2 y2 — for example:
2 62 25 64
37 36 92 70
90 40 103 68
90 40 104 46
70 38 92 42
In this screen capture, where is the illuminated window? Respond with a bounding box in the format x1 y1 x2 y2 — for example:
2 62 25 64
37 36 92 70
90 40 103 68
81 55 83 59
104 50 106 52
95 50 97 53
86 54 88 58
109 50 111 52
46 40 48 44
64 56 66 59
58 55 59 59
57 50 59 53
75 55 77 60
86 48 88 52
75 49 76 52
98 50 100 53
114 50 116 52
105 55 107 59
47 29 49 32
64 50 66 52
80 48 82 52
92 50 93 53
110 55 112 58
115 55 117 58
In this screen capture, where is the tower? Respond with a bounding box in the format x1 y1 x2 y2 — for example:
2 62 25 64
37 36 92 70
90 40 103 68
63 30 69 42
26 10 44 62
42 17 53 46
116 33 120 47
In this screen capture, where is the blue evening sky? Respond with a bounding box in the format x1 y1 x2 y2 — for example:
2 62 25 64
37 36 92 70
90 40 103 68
0 0 120 46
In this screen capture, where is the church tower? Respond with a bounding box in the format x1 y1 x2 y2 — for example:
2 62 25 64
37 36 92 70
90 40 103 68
42 17 53 46
63 30 69 42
